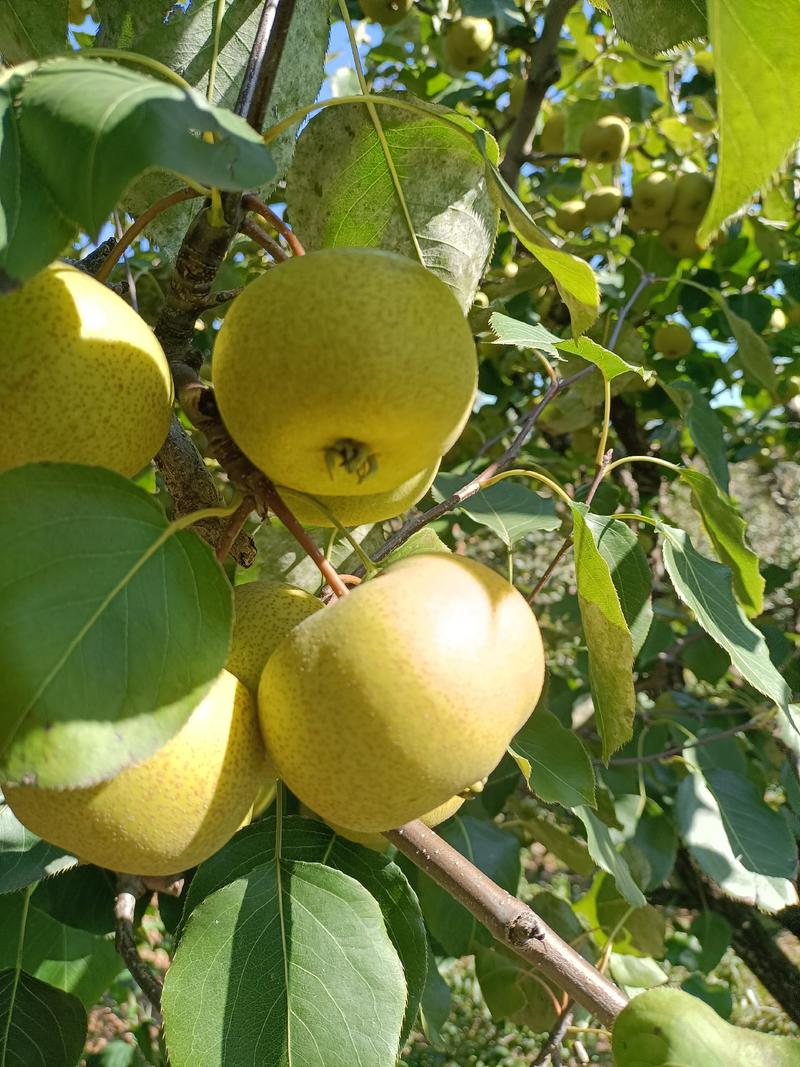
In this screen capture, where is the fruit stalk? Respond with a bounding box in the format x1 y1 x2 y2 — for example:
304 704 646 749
386 820 628 1027
114 876 164 1021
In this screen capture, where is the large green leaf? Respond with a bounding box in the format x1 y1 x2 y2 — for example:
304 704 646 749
556 336 650 382
701 0 800 242
0 968 86 1067
604 0 707 54
511 710 596 808
572 808 646 908
162 861 406 1067
571 504 636 761
0 798 75 895
585 515 653 656
664 381 729 493
0 0 65 62
658 523 793 722
704 769 797 880
433 472 560 547
287 99 498 312
680 469 764 616
676 771 797 911
0 57 275 284
0 464 231 789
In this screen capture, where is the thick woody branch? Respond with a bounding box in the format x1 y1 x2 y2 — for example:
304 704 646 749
499 0 576 187
386 821 627 1027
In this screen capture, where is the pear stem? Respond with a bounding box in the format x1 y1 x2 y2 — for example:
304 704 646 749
113 876 164 1022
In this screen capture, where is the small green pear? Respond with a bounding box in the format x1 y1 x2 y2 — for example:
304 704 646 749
539 112 566 154
584 186 623 223
579 115 630 163
554 200 587 233
443 17 494 71
670 172 713 225
661 223 701 258
653 323 693 359
627 204 671 233
358 0 413 24
259 554 545 831
631 172 676 215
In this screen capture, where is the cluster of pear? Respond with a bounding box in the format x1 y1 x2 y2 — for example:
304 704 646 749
357 0 494 73
2 247 546 874
627 171 712 257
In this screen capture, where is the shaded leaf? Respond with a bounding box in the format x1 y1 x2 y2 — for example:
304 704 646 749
0 464 231 790
511 710 596 808
0 968 86 1067
433 473 560 547
0 799 76 895
419 956 451 1049
605 0 707 54
0 0 65 62
717 298 778 394
519 813 594 876
705 768 797 879
664 381 729 492
585 515 653 656
476 945 559 1031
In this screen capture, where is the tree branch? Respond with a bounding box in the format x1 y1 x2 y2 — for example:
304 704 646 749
386 820 627 1027
499 0 577 187
114 876 163 1022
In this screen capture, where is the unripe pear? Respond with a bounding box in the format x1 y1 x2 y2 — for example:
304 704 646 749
443 17 494 71
584 186 623 223
631 172 675 215
279 462 439 528
554 200 587 233
627 205 670 232
358 0 413 24
259 554 545 831
539 112 566 154
0 263 173 477
213 249 477 497
661 223 701 259
327 794 466 852
579 115 629 163
653 323 693 359
3 671 268 876
670 172 713 226
228 581 323 693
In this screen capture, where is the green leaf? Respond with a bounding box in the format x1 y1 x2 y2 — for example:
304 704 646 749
585 515 653 656
690 911 732 972
0 896 121 1007
1 57 275 285
680 469 764 616
604 0 707 54
162 860 406 1067
32 865 118 936
510 710 596 808
700 0 800 242
608 953 667 991
663 381 729 492
575 871 662 954
518 813 594 876
658 522 793 721
461 0 525 30
572 808 646 908
94 0 177 46
419 956 451 1049
571 504 636 761
0 798 76 895
704 768 798 879
483 150 599 335
613 986 800 1066
717 298 778 394
0 464 231 790
433 473 560 547
631 810 678 891
253 522 384 593
676 771 798 911
556 336 650 382
417 816 520 957
286 97 499 312
489 312 562 355
0 0 65 62
475 945 558 1031
0 968 86 1067
382 528 450 567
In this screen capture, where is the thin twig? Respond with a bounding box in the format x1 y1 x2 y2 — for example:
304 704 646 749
607 717 762 766
533 1003 574 1066
95 189 203 284
114 877 163 1021
215 496 255 562
528 537 573 602
243 194 305 256
239 216 289 261
199 287 244 310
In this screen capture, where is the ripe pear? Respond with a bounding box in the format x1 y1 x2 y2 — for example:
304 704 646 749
259 554 545 832
653 322 693 359
631 172 675 215
326 794 466 852
670 172 712 225
661 223 701 258
213 249 477 496
3 671 268 876
279 461 439 528
579 115 629 163
539 112 566 154
554 200 587 233
0 263 173 477
358 0 412 24
443 17 494 71
583 186 623 223
228 581 323 693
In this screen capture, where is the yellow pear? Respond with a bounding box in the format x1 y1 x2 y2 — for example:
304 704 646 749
213 249 477 496
327 795 466 852
579 115 629 163
539 112 566 154
443 17 494 71
259 554 545 832
358 0 412 24
653 323 693 359
3 671 267 876
670 172 713 225
0 263 173 476
631 172 676 215
661 223 701 258
227 581 323 694
584 186 623 223
279 462 439 528
554 200 587 233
